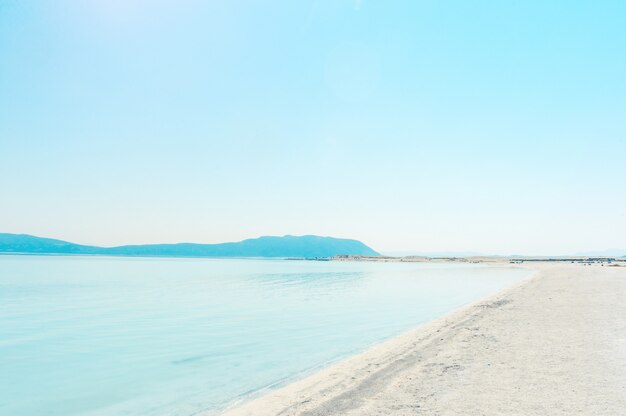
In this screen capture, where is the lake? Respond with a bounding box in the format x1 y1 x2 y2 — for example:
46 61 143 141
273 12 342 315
0 256 529 415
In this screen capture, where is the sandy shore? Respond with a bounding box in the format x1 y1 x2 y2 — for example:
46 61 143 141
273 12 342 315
221 263 626 415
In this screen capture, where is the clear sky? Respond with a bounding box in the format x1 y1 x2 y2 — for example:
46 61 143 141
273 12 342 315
1 1 625 255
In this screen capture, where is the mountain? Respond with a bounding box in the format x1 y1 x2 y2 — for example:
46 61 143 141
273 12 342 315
0 234 100 255
0 233 379 258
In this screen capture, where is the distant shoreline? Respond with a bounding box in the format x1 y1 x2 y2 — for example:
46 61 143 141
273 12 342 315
3 252 624 266
327 254 625 264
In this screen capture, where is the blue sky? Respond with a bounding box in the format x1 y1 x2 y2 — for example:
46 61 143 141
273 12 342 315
1 1 625 254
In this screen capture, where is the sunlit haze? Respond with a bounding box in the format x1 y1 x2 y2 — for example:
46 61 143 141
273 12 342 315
1 1 625 255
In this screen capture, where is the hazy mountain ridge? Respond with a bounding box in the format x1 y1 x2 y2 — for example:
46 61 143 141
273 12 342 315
0 233 379 258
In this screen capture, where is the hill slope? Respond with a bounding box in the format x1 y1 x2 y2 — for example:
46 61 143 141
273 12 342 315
0 233 379 258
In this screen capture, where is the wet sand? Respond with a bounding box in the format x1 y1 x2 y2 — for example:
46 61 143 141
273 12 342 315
221 264 626 415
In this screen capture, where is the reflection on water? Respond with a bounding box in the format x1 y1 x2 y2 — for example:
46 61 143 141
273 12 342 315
0 256 528 415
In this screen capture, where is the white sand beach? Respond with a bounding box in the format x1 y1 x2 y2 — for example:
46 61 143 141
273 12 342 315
221 263 626 415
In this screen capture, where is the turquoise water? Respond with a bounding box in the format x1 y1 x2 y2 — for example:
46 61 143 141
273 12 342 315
0 256 528 415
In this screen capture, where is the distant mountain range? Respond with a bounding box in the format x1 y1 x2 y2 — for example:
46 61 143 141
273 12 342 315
0 233 379 258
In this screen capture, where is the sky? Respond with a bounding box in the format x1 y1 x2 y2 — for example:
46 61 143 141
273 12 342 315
1 0 625 255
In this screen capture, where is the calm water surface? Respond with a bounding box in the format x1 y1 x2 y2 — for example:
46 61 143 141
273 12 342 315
0 256 529 415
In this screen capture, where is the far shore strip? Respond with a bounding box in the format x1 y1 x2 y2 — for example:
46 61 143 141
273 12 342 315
218 263 626 416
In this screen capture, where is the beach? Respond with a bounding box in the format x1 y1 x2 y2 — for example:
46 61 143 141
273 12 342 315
221 263 626 415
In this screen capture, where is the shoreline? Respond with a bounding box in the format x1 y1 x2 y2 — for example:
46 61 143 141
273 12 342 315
218 263 626 415
215 263 535 415
212 263 535 415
